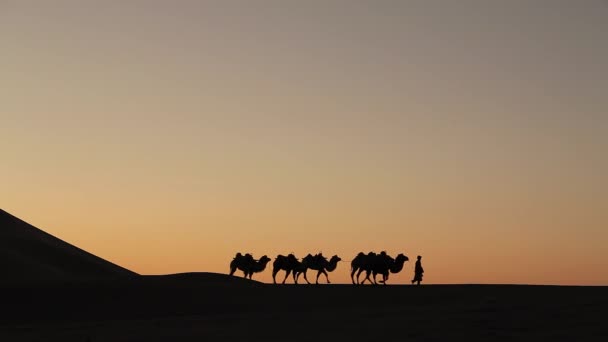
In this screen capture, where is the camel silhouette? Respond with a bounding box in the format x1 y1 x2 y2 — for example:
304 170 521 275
351 251 409 285
229 253 271 280
351 251 373 284
272 253 302 284
294 253 341 284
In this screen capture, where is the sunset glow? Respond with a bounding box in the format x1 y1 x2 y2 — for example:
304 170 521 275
2 1 607 285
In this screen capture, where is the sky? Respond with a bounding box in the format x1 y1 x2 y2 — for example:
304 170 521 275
1 0 607 285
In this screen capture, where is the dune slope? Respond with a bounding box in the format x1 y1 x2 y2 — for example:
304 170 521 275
0 209 137 282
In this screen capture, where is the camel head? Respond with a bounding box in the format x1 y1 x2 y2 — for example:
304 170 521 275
249 255 271 274
259 255 271 265
321 255 340 272
329 255 342 264
395 253 409 263
388 253 409 274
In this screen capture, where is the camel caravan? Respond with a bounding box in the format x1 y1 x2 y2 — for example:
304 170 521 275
229 251 417 285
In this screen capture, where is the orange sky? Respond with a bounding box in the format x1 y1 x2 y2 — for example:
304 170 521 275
1 1 607 285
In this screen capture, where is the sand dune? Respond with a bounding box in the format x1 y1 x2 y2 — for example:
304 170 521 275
1 279 607 341
1 209 607 341
143 272 262 287
0 209 136 283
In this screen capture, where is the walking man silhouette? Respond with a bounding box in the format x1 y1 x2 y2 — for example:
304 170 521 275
411 255 424 285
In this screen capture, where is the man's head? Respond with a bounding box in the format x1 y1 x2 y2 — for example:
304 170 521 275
417 255 422 260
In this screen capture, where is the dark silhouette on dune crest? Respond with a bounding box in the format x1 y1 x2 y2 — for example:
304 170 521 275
412 255 424 285
294 253 342 284
4 282 607 341
351 251 409 285
229 252 271 279
0 209 136 283
2 209 607 341
272 253 303 284
143 272 262 287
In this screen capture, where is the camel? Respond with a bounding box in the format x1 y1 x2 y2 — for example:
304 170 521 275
351 251 373 284
294 253 341 284
229 253 271 280
272 253 301 284
351 251 409 285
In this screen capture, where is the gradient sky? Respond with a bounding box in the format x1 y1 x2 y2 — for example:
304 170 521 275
2 0 607 285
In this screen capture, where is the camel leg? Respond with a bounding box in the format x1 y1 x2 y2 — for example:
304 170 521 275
351 268 357 284
356 269 365 284
293 271 298 284
360 270 368 284
282 270 291 284
303 270 310 284
322 270 330 284
272 268 279 284
361 270 372 284
373 272 378 285
361 271 373 284
229 265 237 276
315 270 322 284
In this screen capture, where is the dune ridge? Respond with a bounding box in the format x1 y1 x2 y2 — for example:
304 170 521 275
0 209 137 283
1 209 607 340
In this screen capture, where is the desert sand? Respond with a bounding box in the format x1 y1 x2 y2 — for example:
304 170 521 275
1 209 607 341
0 209 135 281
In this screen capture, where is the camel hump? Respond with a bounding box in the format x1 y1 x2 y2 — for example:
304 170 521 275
316 254 328 262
